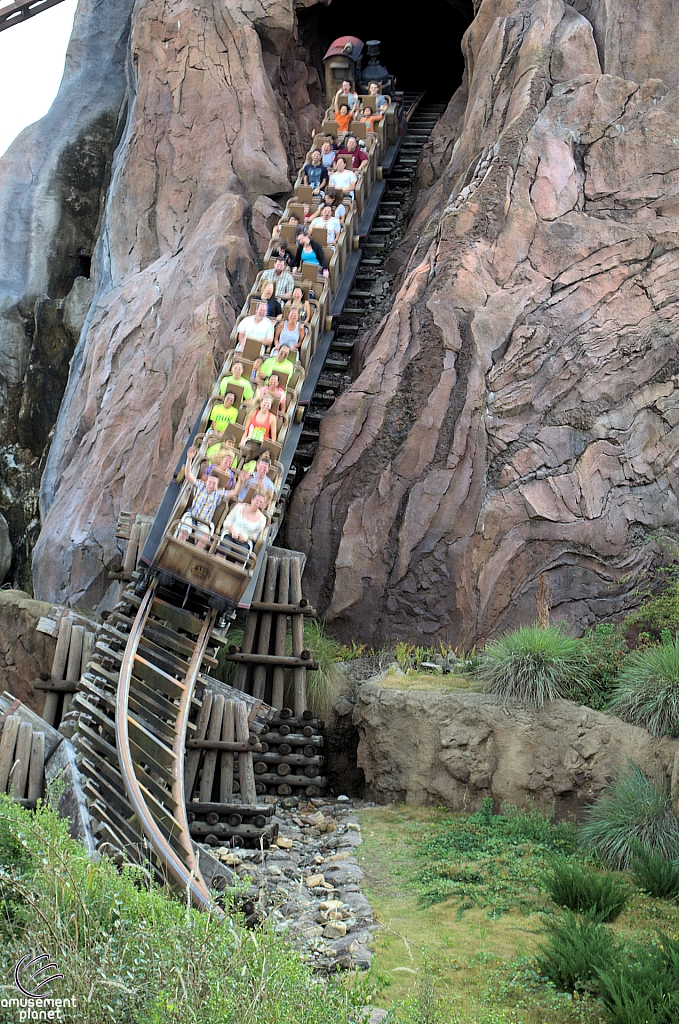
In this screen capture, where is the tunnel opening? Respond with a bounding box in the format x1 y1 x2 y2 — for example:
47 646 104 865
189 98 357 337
298 0 474 103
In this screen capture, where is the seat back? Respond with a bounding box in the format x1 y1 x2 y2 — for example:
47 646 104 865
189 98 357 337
242 336 268 361
359 94 376 111
350 121 367 140
279 223 297 246
296 184 313 203
301 262 320 282
311 225 328 247
219 382 244 408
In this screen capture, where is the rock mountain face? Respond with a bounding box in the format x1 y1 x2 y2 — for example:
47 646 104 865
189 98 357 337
1 0 678 648
0 0 322 606
289 0 679 644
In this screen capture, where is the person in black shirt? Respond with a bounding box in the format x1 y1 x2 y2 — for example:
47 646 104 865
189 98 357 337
302 150 329 196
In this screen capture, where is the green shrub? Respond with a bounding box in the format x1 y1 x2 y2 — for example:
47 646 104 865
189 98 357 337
0 796 376 1023
624 574 679 637
542 858 631 921
630 844 679 900
578 763 679 869
595 934 679 1024
537 909 616 992
579 623 628 708
608 633 679 736
477 624 590 707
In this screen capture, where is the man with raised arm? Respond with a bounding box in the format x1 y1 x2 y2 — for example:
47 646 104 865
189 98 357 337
177 446 231 549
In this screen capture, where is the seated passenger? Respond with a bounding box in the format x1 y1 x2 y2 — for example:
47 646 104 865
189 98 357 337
324 187 347 221
220 360 254 401
292 232 329 277
269 236 294 267
205 430 239 471
337 135 368 170
368 80 390 111
261 344 295 381
333 79 359 112
287 213 306 242
220 493 267 557
285 285 312 323
254 280 283 320
328 156 357 197
302 202 314 231
237 302 274 351
177 446 230 549
209 391 238 432
309 203 342 245
303 150 329 195
254 372 286 413
261 257 294 299
273 308 306 355
250 357 266 389
242 395 277 445
334 103 352 134
320 139 337 170
360 105 383 133
237 451 275 501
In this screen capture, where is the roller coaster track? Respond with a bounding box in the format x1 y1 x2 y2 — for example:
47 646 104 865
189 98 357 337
67 90 447 910
0 0 69 33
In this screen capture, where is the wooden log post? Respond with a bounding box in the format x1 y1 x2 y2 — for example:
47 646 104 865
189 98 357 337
219 699 235 802
252 557 278 701
27 731 45 803
289 559 307 718
43 616 72 726
233 556 267 694
272 557 290 711
199 695 224 802
184 690 213 801
11 721 33 799
0 715 20 792
235 701 257 805
62 624 85 719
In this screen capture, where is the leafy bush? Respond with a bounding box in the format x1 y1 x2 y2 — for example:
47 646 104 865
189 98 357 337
624 574 679 638
537 909 616 992
477 624 590 707
630 844 679 900
579 623 629 708
542 858 631 921
578 762 679 869
0 796 375 1023
596 934 679 1024
608 633 679 736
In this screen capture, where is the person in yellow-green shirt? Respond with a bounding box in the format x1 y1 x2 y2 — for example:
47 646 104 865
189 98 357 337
261 345 294 382
205 431 239 467
209 391 238 433
219 361 254 401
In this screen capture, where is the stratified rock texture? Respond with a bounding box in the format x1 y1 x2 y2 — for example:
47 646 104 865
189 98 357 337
0 0 133 588
353 682 679 817
289 0 679 645
30 0 323 607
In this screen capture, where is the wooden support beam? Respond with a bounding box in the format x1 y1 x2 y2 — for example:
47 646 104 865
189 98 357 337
220 652 318 670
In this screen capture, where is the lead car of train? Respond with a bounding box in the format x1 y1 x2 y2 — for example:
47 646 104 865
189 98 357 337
134 40 404 619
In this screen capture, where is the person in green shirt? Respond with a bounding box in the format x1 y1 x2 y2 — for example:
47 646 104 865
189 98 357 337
209 391 238 433
261 344 294 382
219 361 253 402
205 431 240 466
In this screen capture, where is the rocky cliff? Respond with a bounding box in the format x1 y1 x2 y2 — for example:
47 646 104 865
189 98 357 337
288 0 679 645
0 0 322 606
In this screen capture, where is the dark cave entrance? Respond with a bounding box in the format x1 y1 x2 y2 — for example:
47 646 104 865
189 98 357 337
298 0 474 102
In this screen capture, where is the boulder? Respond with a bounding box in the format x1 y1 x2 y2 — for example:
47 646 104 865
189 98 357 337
352 682 679 818
288 0 679 646
0 591 56 713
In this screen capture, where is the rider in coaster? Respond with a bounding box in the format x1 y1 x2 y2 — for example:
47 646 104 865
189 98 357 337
261 344 295 381
220 360 254 401
177 446 230 549
220 493 268 557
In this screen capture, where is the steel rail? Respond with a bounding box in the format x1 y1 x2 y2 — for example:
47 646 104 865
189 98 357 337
0 0 68 32
115 579 221 913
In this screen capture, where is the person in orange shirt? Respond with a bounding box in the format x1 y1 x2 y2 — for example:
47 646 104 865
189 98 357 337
359 105 383 133
334 103 352 134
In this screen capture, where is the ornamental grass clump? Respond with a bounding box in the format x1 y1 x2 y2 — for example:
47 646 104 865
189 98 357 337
543 858 631 921
608 633 679 736
630 844 679 900
578 762 679 869
477 624 589 707
537 909 615 993
595 934 679 1024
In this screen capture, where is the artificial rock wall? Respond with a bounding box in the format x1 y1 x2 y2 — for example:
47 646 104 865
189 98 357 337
288 0 679 645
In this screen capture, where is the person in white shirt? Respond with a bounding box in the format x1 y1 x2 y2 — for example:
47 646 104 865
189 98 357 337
309 204 342 245
237 302 275 351
328 156 357 196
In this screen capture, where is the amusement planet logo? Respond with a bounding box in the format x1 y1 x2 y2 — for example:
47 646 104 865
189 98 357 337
1 954 76 1021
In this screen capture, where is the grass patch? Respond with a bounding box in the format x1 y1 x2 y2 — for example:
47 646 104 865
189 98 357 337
608 633 679 736
357 804 679 1024
477 624 590 707
375 672 482 694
